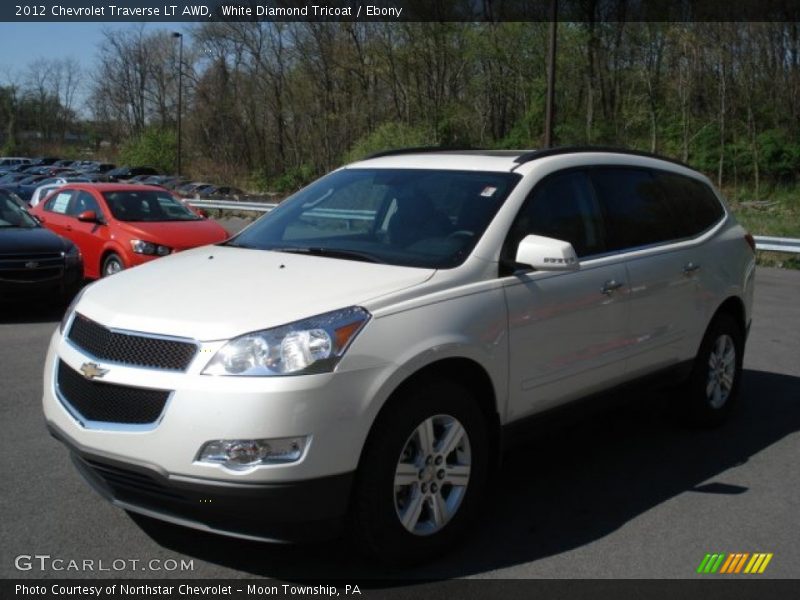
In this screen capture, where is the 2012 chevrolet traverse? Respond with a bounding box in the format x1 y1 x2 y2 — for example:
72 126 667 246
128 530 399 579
43 147 755 563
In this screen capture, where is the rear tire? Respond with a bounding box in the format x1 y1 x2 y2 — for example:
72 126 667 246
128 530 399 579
350 378 490 565
102 253 124 277
680 313 744 427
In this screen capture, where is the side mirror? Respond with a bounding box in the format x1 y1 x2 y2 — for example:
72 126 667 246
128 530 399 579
198 209 208 218
515 234 580 271
77 210 99 223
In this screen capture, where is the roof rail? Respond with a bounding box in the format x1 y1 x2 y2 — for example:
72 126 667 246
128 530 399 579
513 146 692 169
363 146 480 160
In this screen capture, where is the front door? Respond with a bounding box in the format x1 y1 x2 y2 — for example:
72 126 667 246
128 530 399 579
502 169 631 420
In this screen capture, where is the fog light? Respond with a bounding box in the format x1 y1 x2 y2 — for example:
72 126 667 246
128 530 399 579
197 437 307 470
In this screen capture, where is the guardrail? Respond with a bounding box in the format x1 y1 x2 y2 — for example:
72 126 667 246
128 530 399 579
752 236 800 254
187 199 800 254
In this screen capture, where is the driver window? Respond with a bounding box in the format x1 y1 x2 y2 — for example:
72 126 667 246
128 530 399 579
67 191 102 218
505 170 606 259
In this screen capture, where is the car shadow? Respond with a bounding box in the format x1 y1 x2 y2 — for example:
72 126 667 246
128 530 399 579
0 301 66 324
130 368 800 582
0 281 86 324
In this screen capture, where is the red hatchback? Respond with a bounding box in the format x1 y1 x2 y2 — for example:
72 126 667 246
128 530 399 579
30 184 229 278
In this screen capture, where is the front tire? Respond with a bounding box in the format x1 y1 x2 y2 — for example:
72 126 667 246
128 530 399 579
351 378 490 565
680 313 744 427
102 253 125 277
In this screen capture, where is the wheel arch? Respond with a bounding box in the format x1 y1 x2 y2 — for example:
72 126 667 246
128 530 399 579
712 295 747 337
99 245 126 275
357 357 502 475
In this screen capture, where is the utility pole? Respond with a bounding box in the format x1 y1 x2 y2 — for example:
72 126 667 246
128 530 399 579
172 32 183 175
544 0 558 148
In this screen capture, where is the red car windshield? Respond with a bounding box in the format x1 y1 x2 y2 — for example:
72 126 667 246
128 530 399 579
102 191 201 222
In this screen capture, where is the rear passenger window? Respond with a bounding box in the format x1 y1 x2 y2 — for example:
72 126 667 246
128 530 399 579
590 168 677 251
45 191 73 215
506 170 605 258
654 172 724 238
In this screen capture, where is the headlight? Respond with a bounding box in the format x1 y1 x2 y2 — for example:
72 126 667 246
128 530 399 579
63 244 82 266
130 239 171 256
203 306 370 376
59 284 89 334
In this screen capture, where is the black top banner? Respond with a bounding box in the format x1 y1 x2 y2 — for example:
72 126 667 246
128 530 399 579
2 0 800 22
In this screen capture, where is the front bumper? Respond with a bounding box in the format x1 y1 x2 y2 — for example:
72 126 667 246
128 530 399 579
48 422 353 542
43 327 390 483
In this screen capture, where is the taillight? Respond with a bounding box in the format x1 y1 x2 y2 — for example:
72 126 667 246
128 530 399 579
744 232 756 253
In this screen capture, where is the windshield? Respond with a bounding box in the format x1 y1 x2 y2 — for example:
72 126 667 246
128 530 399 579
102 190 201 222
226 168 520 269
0 193 38 228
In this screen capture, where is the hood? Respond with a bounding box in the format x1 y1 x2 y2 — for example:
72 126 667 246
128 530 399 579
117 219 229 250
78 245 435 340
0 226 71 255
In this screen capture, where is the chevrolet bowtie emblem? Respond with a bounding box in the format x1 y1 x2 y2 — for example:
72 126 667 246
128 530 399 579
79 362 108 380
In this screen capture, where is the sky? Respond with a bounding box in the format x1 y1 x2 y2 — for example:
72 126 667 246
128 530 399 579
0 22 187 112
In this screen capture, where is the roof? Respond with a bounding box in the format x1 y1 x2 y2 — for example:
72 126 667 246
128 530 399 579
350 146 694 173
60 183 168 193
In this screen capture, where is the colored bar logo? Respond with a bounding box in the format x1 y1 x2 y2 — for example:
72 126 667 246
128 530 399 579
697 553 773 574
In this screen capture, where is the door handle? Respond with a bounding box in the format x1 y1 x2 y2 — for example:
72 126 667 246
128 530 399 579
601 279 624 295
65 225 73 231
683 262 701 275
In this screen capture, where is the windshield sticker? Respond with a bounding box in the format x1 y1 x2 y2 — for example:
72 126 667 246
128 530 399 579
480 186 497 197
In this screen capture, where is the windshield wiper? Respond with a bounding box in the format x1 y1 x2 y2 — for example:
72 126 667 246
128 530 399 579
269 246 384 264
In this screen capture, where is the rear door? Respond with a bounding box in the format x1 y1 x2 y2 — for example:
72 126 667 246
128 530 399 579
502 170 631 419
589 167 701 377
39 189 75 239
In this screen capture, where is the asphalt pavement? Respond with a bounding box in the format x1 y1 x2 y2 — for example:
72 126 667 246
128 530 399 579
1 266 798 581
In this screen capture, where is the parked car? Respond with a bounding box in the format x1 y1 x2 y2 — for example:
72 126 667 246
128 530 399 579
77 162 116 175
0 172 30 185
0 175 51 202
175 181 213 197
53 159 77 168
0 189 82 304
0 189 30 211
29 183 229 278
42 148 755 563
29 183 65 208
196 185 245 198
29 177 98 207
106 165 159 181
0 157 31 170
29 157 61 167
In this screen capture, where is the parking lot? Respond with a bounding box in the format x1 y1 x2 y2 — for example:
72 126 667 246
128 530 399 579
1 264 798 581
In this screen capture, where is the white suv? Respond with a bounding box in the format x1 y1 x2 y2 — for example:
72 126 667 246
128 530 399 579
43 148 756 563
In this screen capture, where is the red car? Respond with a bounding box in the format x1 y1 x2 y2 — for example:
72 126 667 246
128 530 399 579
30 184 229 278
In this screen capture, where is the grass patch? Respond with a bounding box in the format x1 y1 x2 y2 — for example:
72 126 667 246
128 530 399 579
726 186 800 269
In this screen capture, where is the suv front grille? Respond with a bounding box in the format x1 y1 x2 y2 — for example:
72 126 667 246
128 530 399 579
67 313 197 371
0 252 64 282
56 360 171 425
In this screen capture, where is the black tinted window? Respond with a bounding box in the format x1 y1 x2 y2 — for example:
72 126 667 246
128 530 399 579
506 170 605 258
654 172 724 238
590 168 677 251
